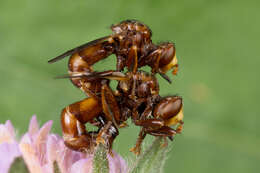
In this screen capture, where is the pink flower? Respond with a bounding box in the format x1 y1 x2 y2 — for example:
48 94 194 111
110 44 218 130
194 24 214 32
46 134 87 173
17 115 127 173
70 150 128 173
0 120 21 173
19 116 54 173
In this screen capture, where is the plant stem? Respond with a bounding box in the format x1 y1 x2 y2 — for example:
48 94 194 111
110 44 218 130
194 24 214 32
93 144 109 173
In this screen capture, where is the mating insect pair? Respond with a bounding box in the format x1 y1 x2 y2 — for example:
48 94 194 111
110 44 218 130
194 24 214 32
48 20 183 155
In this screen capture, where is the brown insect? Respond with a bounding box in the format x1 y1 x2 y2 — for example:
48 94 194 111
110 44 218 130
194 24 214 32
48 20 183 154
48 20 178 85
59 71 126 153
58 70 183 154
114 70 183 155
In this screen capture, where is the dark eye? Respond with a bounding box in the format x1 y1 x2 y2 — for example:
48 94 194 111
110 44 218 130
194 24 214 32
159 45 175 68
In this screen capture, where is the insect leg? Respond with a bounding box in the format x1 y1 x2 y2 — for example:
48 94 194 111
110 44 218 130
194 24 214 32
126 45 138 74
131 117 164 155
134 119 164 129
145 126 177 137
151 50 161 74
116 55 125 71
145 126 177 147
95 120 119 153
130 128 146 155
140 49 173 83
175 120 184 134
101 80 121 126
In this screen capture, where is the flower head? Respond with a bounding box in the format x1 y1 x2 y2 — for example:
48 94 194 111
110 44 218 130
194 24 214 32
0 115 127 173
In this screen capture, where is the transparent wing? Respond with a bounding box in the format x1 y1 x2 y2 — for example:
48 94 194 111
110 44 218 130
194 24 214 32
55 70 127 81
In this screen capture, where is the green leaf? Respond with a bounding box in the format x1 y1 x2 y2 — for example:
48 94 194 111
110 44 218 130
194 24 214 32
130 137 170 173
148 140 169 173
9 157 29 173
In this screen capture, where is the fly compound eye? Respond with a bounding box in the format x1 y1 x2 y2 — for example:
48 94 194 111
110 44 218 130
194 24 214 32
154 96 183 122
158 44 177 74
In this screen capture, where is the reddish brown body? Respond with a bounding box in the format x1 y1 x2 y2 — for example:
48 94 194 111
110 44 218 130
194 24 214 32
49 20 178 85
48 20 183 155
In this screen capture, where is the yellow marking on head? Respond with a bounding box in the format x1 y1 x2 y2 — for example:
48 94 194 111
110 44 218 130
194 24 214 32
165 108 183 126
160 54 178 74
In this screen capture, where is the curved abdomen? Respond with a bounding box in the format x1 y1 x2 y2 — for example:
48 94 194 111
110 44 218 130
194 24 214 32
68 41 114 88
61 97 102 151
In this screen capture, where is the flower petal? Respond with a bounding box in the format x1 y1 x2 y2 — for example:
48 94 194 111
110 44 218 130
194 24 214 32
4 120 15 138
46 134 60 164
46 134 59 172
70 158 93 173
108 152 128 173
0 121 16 144
47 134 85 173
19 134 43 173
117 154 128 173
0 142 21 173
34 120 53 166
28 115 39 137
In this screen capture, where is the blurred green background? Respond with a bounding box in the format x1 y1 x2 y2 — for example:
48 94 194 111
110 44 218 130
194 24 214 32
1 0 259 172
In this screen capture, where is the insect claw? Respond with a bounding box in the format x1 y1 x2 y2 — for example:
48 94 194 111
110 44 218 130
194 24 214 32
160 137 168 148
130 146 141 156
109 149 114 157
119 122 128 128
168 136 174 141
